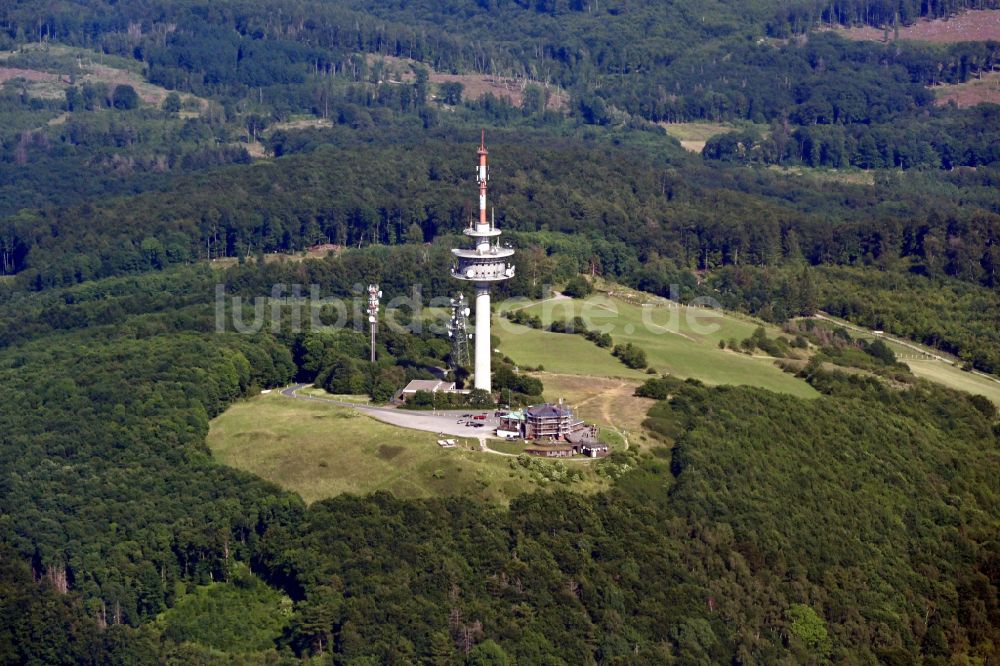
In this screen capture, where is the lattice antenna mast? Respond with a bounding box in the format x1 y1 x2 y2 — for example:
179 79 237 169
366 284 381 363
447 293 472 369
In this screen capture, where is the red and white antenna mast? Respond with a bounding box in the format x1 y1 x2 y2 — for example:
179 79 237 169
477 129 488 228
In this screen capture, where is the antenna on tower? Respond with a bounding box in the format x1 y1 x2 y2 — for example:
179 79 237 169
366 284 380 363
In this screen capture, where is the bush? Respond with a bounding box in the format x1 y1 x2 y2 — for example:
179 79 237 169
613 342 648 369
438 81 464 105
467 388 494 407
585 330 613 347
111 84 140 110
863 338 896 365
563 275 593 298
505 310 543 329
635 375 684 400
162 92 182 113
740 326 791 358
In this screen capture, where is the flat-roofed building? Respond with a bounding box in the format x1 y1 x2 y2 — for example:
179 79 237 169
497 410 525 438
399 379 463 403
524 444 575 458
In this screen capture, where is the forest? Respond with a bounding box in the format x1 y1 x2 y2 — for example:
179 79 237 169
0 0 998 663
2 0 999 182
0 260 996 661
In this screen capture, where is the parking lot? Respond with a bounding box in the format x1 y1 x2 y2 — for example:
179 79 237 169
354 407 504 440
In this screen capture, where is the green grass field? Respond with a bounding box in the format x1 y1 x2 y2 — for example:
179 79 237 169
660 121 768 153
208 392 610 504
496 293 819 398
907 360 1000 405
808 314 1000 404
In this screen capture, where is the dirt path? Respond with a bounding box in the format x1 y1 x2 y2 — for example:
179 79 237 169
541 374 636 451
645 320 697 342
506 291 570 312
598 386 631 451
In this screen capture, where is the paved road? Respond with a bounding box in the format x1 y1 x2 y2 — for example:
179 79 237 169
279 384 512 450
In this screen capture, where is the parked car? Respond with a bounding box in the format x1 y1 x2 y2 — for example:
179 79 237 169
473 414 487 421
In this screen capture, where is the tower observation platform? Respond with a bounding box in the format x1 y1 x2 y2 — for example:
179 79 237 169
451 131 515 392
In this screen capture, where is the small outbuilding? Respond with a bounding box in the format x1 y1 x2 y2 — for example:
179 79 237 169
399 379 460 403
497 410 525 439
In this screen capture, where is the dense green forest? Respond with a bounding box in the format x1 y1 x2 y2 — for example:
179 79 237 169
5 125 999 370
1 0 999 663
2 0 999 183
1 264 996 661
4 130 999 286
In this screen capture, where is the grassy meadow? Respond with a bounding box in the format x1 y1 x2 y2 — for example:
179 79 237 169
496 292 819 398
207 391 611 504
660 121 768 152
907 360 1000 405
809 314 1000 404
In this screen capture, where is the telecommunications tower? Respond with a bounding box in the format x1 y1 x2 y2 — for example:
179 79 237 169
450 131 515 393
366 284 381 363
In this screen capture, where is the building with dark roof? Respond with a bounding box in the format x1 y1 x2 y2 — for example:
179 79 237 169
525 403 576 440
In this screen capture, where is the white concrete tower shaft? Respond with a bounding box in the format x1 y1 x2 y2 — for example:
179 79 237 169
474 285 491 391
474 131 491 392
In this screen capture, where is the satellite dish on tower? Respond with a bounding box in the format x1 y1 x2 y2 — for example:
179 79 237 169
368 316 375 323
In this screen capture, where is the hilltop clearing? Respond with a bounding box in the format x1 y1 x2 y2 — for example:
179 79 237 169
933 69 1000 107
364 52 569 110
832 8 1000 43
207 390 613 504
0 43 206 109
